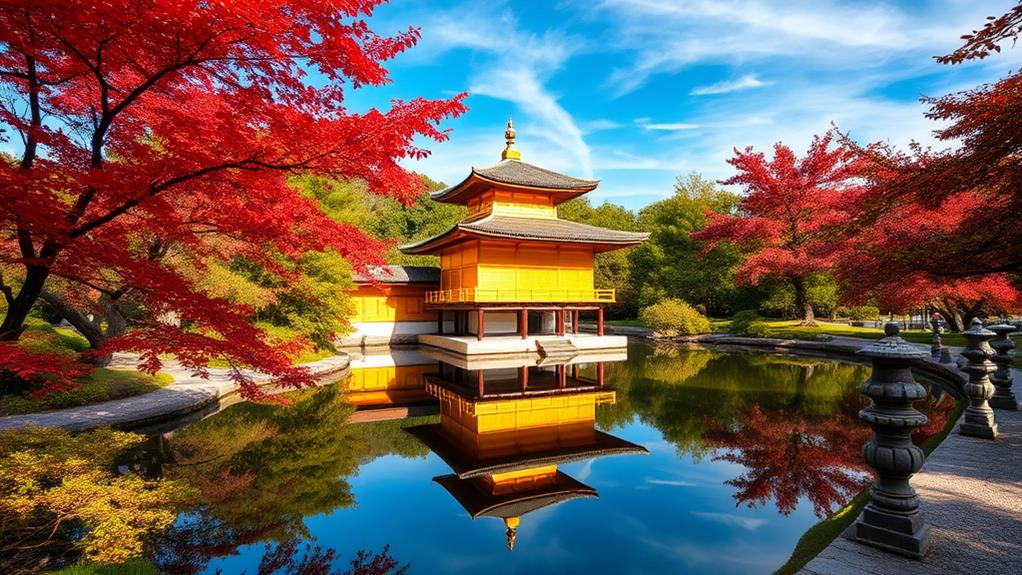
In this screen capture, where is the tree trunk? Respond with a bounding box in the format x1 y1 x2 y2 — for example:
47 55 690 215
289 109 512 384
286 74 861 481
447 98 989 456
791 275 816 326
38 290 121 367
0 265 50 341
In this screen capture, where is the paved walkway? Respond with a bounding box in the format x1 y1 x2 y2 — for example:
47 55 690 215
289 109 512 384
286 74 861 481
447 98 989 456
799 367 1022 575
0 353 350 432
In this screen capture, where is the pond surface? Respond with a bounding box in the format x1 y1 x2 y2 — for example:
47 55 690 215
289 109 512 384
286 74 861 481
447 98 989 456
131 343 958 575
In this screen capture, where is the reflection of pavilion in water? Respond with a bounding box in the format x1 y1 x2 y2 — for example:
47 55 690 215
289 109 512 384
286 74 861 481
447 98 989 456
406 354 646 551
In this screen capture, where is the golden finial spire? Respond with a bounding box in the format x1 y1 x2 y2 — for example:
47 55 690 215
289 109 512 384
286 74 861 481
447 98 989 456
504 517 520 551
501 116 521 161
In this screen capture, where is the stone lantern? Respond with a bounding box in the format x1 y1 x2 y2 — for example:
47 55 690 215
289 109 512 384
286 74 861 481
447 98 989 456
929 315 943 360
959 318 999 438
987 323 1018 410
854 322 931 558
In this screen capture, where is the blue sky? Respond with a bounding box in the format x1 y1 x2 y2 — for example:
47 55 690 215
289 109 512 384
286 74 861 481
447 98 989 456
346 0 1020 211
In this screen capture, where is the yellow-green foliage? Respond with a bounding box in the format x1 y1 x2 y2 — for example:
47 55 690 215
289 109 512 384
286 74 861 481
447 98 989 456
53 558 159 575
0 427 190 569
729 310 769 337
639 298 711 336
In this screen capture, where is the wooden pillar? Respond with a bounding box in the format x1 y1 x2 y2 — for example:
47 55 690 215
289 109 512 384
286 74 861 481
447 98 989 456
597 363 605 387
520 308 528 340
437 310 444 335
572 309 579 334
597 307 604 336
477 369 485 397
521 366 528 392
558 365 566 389
557 309 565 336
477 309 485 341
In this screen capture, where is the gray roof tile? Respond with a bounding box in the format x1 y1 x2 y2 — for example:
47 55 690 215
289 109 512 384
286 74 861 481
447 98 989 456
399 215 649 254
352 265 439 284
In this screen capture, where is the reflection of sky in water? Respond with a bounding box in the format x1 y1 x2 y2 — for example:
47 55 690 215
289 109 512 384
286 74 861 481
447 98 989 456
203 417 818 575
185 344 957 575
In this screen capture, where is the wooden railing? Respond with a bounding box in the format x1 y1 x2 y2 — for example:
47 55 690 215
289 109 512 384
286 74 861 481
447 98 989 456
425 287 616 304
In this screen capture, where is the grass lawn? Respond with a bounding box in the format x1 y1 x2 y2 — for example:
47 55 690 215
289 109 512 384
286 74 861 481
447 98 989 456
51 558 159 575
0 368 174 416
0 319 174 416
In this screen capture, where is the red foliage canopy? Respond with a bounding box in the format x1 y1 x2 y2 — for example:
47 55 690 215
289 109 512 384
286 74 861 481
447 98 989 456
837 3 1022 317
0 0 465 396
704 403 872 518
693 130 865 321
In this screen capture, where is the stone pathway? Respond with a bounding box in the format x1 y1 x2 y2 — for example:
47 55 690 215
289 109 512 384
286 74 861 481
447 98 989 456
0 353 350 433
798 365 1022 575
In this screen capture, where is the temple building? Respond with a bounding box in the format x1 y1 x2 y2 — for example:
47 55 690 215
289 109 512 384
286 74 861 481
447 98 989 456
407 357 647 550
340 265 442 348
399 119 648 354
343 348 435 407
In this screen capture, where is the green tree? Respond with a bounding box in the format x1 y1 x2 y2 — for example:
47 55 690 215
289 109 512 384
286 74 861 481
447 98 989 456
630 173 754 316
558 198 640 318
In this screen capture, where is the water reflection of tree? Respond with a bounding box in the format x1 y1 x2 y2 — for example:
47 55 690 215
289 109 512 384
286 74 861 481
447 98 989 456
703 384 958 518
245 537 407 575
597 344 869 459
703 401 872 517
144 386 431 574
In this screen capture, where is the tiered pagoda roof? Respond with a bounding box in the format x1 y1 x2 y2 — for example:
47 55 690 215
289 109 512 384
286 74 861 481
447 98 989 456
399 119 649 255
433 471 597 520
405 424 647 478
429 159 600 204
400 214 649 254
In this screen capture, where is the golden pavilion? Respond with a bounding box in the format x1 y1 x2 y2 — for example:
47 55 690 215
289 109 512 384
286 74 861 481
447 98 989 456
407 358 647 550
399 119 648 344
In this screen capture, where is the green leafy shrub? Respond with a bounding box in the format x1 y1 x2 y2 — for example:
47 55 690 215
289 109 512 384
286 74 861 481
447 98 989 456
639 299 711 337
836 305 880 321
728 310 763 335
745 321 770 338
0 427 190 571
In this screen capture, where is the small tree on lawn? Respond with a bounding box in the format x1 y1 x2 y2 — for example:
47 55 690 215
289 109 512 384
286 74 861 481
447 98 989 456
694 130 864 325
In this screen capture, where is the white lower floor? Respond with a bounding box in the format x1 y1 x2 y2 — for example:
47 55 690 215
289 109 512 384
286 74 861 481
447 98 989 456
417 332 628 357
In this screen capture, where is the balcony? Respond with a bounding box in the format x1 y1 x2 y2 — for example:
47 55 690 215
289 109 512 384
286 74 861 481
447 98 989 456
425 287 616 304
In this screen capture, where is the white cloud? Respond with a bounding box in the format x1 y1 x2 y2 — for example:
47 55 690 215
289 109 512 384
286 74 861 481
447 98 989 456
408 2 595 177
593 0 1003 96
639 121 701 131
646 478 698 487
691 74 769 96
691 511 769 531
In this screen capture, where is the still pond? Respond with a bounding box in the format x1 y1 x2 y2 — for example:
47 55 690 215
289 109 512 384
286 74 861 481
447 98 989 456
127 342 957 575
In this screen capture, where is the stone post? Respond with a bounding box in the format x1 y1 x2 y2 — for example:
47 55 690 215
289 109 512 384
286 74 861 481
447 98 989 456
958 318 999 438
854 322 930 558
987 323 1018 410
929 315 943 360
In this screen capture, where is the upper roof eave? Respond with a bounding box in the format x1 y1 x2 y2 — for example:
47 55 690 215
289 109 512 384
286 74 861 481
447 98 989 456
430 160 600 205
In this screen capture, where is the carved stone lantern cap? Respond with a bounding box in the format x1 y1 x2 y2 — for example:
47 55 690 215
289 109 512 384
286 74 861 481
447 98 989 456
987 323 1019 336
858 322 927 359
964 317 996 338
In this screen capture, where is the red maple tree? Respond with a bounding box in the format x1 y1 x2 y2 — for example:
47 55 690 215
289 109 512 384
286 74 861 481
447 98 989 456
693 130 865 324
0 1 465 396
704 403 873 518
838 2 1022 318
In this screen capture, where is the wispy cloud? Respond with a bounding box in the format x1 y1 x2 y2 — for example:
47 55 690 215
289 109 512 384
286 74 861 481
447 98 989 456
646 478 698 487
413 2 594 177
691 74 769 96
639 121 701 131
593 0 991 96
691 511 768 531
